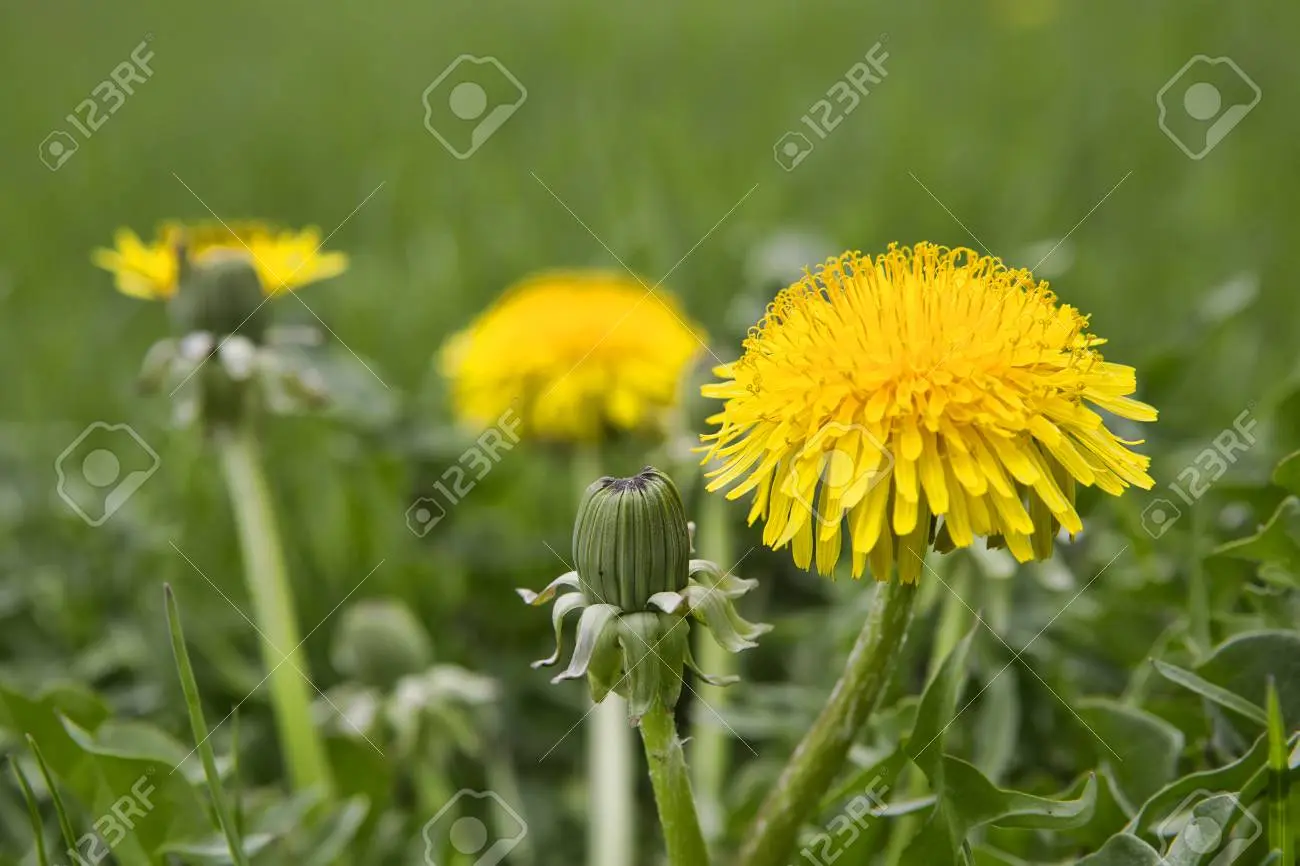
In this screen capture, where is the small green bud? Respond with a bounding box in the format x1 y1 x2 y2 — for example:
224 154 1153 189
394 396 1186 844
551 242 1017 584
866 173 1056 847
573 467 690 610
331 598 434 689
523 466 770 723
169 252 270 344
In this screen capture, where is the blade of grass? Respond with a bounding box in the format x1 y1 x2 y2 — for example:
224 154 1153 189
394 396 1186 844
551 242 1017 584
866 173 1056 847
165 583 252 866
9 757 52 866
25 735 78 857
232 708 245 841
1267 678 1292 863
1151 659 1268 726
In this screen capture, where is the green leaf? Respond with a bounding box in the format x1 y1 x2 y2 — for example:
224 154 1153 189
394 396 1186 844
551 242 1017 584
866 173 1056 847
898 759 1097 865
1131 733 1274 836
1075 833 1162 866
0 679 110 779
1198 631 1300 729
1215 497 1300 576
903 624 978 782
1077 699 1185 809
1273 451 1300 497
945 757 1098 830
58 716 211 861
1152 659 1268 726
972 666 1018 784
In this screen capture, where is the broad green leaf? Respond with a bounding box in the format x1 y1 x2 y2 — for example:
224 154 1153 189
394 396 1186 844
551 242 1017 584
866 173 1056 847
0 680 110 779
898 758 1097 865
1077 699 1185 809
1274 451 1300 497
1130 733 1275 835
1153 659 1268 726
1198 631 1300 729
1075 833 1162 865
59 716 211 861
1215 497 1300 576
945 757 1098 830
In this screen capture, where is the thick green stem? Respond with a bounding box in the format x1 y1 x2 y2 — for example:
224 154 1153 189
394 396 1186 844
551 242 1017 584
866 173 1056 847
575 446 635 866
736 579 919 866
689 490 734 841
641 705 711 866
215 426 334 798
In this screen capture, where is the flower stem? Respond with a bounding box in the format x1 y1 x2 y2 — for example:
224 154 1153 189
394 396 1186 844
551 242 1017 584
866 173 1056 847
736 579 918 866
215 426 334 798
574 446 635 866
689 490 734 841
640 705 711 866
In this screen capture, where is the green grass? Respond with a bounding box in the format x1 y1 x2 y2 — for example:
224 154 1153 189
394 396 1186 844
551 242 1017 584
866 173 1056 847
1 2 1297 864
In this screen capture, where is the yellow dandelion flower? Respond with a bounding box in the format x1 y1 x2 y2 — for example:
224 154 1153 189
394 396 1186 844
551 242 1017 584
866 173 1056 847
701 242 1157 582
442 271 707 442
92 221 348 300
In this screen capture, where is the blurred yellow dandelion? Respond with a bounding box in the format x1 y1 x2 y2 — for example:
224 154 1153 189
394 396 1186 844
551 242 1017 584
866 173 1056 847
701 242 1156 581
442 271 707 442
92 221 348 300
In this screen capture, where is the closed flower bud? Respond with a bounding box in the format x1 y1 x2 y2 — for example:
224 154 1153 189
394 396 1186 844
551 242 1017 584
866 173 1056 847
574 468 690 611
522 466 770 722
169 251 271 344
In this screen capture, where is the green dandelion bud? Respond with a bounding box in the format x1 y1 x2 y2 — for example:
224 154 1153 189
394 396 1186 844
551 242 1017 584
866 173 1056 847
520 466 770 722
170 250 271 344
574 469 691 610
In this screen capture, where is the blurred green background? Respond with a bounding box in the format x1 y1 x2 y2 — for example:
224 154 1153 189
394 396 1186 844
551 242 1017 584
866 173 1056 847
2 1 1298 864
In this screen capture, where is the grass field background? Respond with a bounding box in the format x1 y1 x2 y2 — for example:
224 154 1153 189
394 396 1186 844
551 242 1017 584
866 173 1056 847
2 1 1297 864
